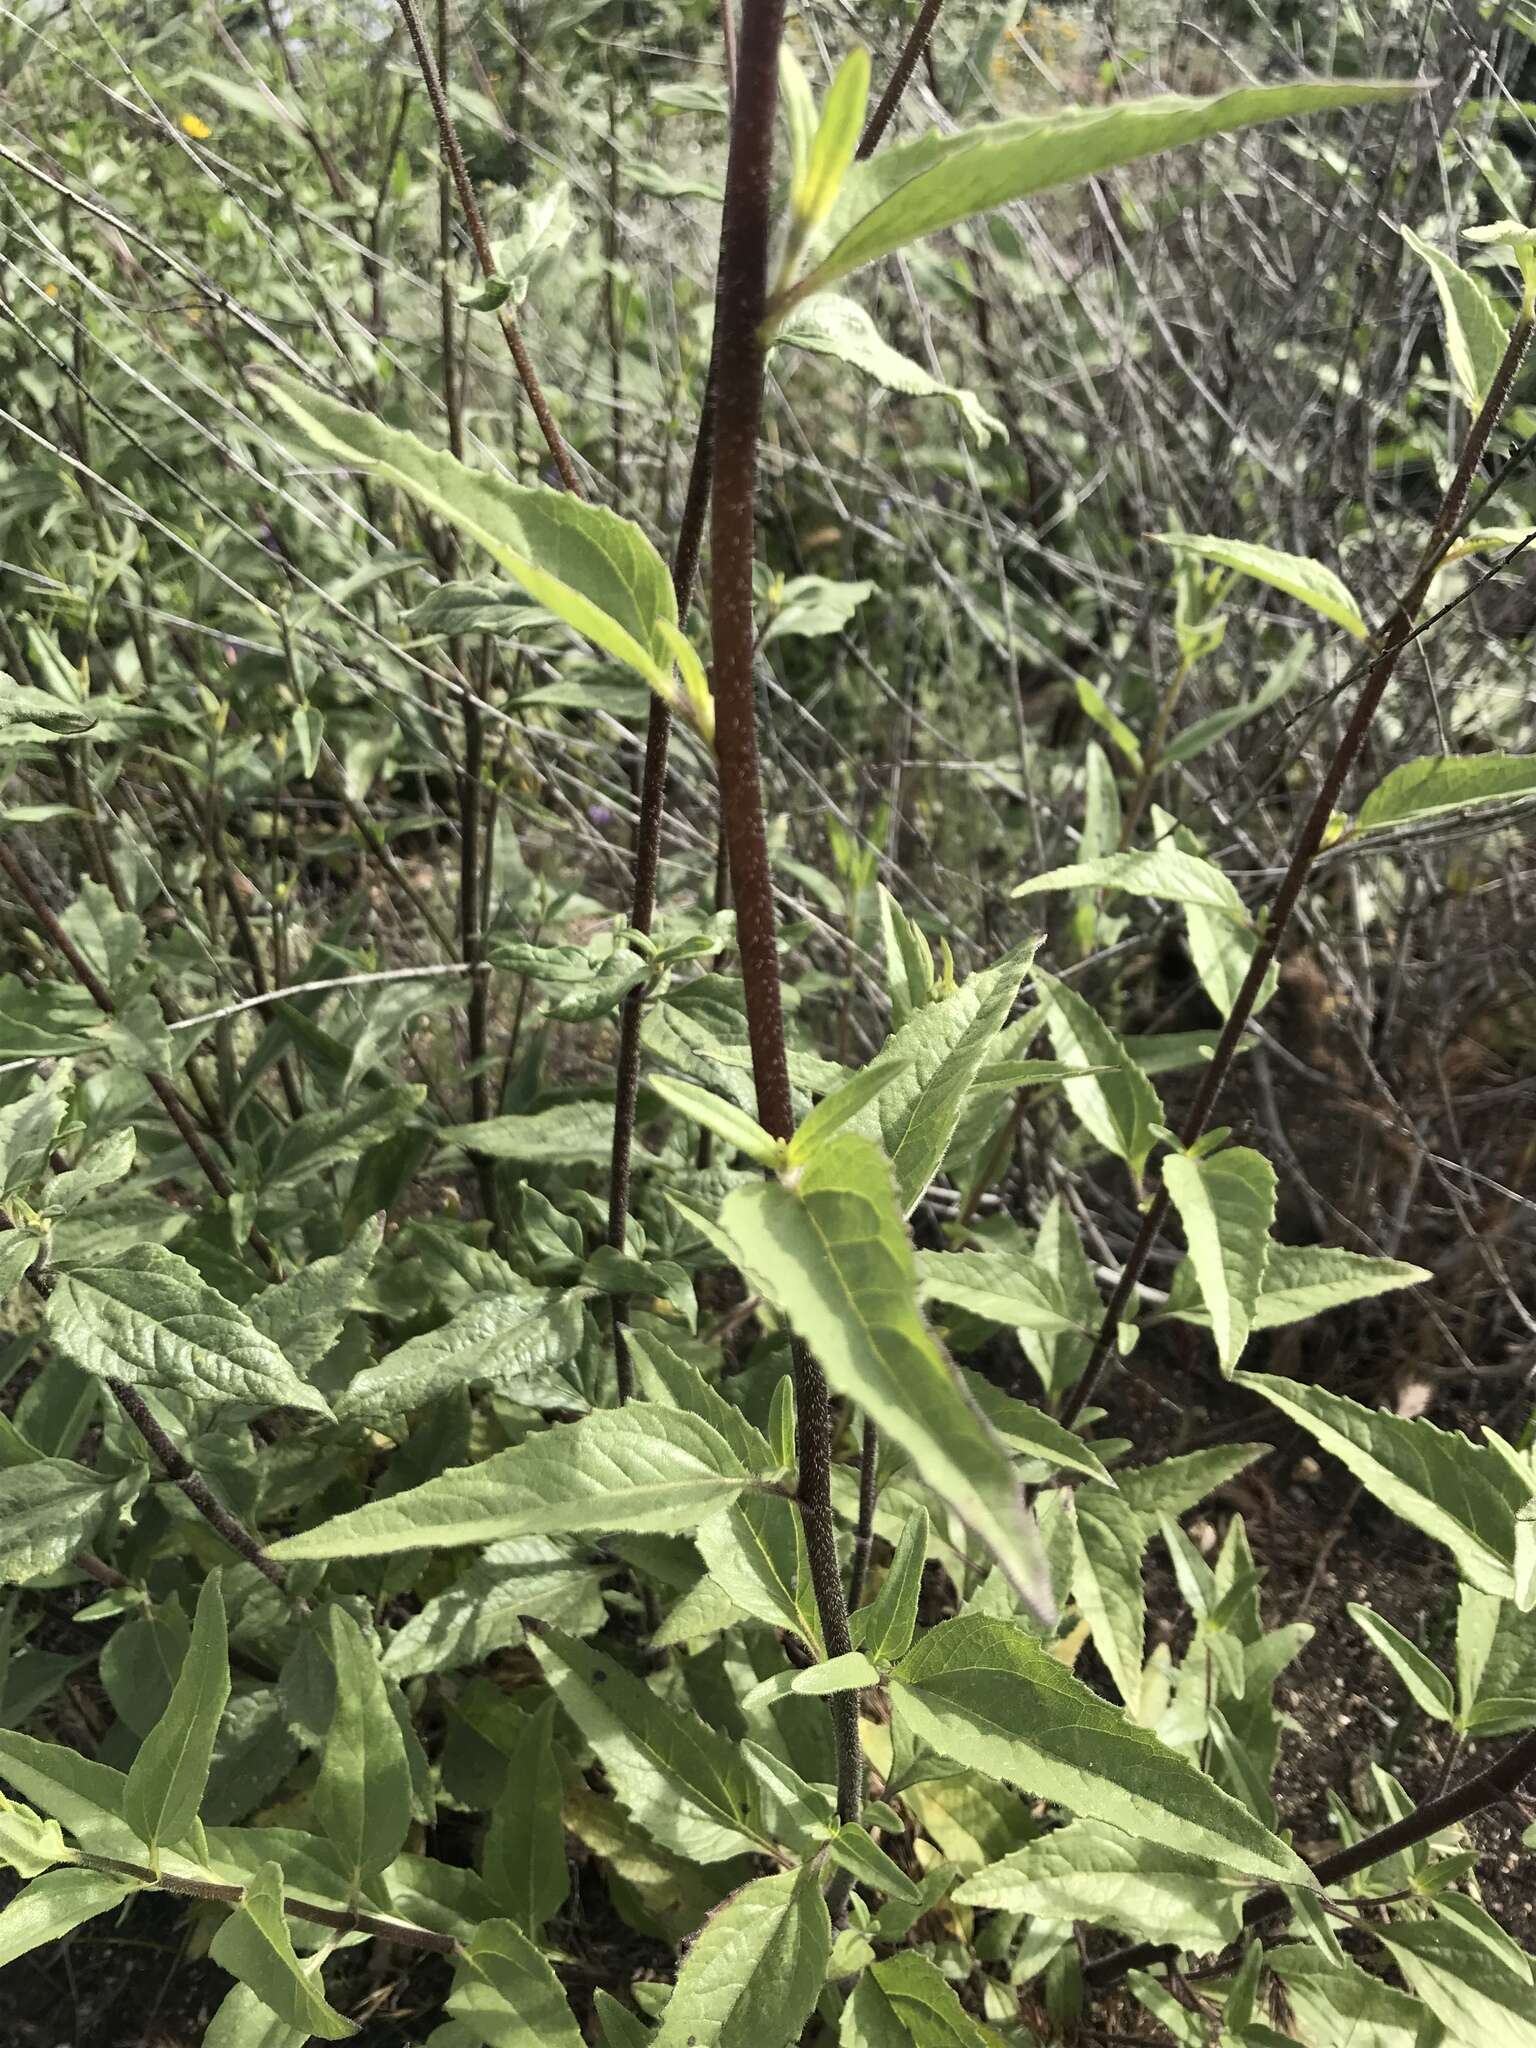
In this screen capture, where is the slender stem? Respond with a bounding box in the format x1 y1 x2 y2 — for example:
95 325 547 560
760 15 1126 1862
1085 1720 1536 1991
711 0 861 1840
607 353 719 1397
846 1418 880 1613
393 0 585 496
858 0 945 158
433 0 498 1230
1058 312 1535 1435
75 1851 456 1955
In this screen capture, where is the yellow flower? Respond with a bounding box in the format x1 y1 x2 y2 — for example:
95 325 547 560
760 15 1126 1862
178 112 212 140
42 282 57 301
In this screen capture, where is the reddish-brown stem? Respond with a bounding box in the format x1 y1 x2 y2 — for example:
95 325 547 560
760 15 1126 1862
393 0 584 496
78 1852 455 1954
859 0 946 157
710 0 861 1841
1058 312 1535 1435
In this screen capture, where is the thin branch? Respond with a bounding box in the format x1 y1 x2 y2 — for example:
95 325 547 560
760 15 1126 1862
393 0 585 496
858 0 946 158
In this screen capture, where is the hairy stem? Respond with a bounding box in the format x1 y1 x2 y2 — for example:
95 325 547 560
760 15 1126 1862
1058 311 1535 1435
711 0 861 1841
76 1851 455 1955
858 0 945 157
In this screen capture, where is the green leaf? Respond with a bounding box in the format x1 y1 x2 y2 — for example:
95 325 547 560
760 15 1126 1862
827 1823 922 1903
1357 754 1536 835
0 1457 132 1583
1115 1444 1268 1523
440 1101 620 1164
1235 1372 1530 1599
49 1246 332 1415
1015 847 1244 915
778 80 1415 313
958 1372 1115 1486
0 1729 129 1850
310 1607 413 1891
653 1863 831 2048
1068 1489 1147 1712
695 1492 823 1651
382 1536 606 1678
649 1073 785 1168
917 1249 1083 1337
776 295 1007 447
1154 534 1367 640
336 1289 587 1426
867 943 1038 1215
449 1916 585 2047
1267 1943 1434 2048
877 886 935 1027
266 1085 425 1191
760 573 877 647
851 1505 928 1665
482 1698 568 1935
954 1819 1247 1949
840 1950 1011 2047
1402 225 1511 410
1161 1147 1276 1375
1033 972 1162 1184
793 49 869 231
1018 1197 1101 1400
724 1135 1053 1619
0 1791 70 1878
1347 1604 1453 1722
1160 1244 1430 1333
595 1989 654 2048
270 1404 752 1559
202 1982 310 2048
1378 1918 1536 2047
246 1216 383 1375
1162 632 1314 767
0 1073 70 1203
124 1573 229 1857
890 1615 1306 1881
209 1861 357 2040
257 374 679 693
0 1865 136 1968
789 1058 914 1167
529 1623 765 1862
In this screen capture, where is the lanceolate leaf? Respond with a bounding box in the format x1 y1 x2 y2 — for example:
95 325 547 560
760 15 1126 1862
0 1867 137 1971
841 1949 1009 2047
1162 1147 1276 1375
124 1572 229 1856
1378 1919 1536 2045
1402 224 1511 410
310 1607 412 1891
1069 1489 1148 1712
449 1917 585 2048
1033 972 1162 1184
866 942 1038 1215
209 1861 357 2040
1159 1243 1430 1333
653 1863 831 2048
1347 1604 1454 1722
775 294 1008 446
0 1458 133 1584
1357 753 1536 835
954 1819 1246 1949
529 1623 766 1863
49 1246 331 1416
482 1698 568 1935
1154 534 1368 640
270 1405 753 1559
777 80 1415 313
916 1248 1083 1336
850 1505 928 1665
335 1288 588 1425
890 1615 1306 1881
1235 1372 1530 1598
258 373 679 691
724 1135 1054 1619
1015 847 1243 914
246 1217 383 1375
